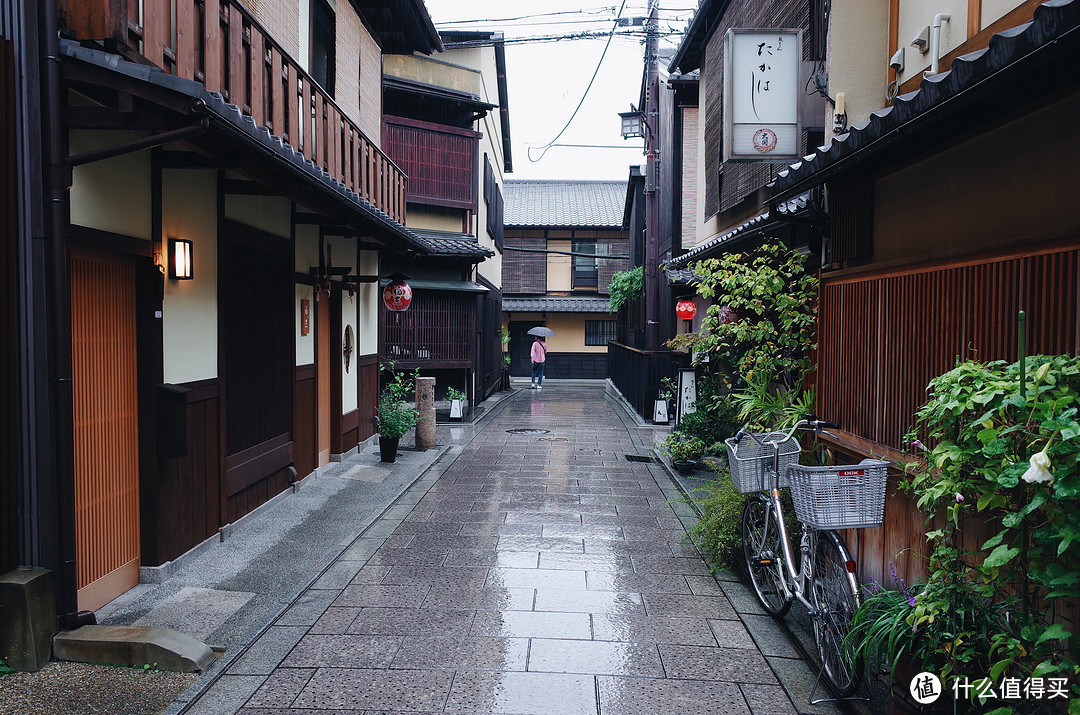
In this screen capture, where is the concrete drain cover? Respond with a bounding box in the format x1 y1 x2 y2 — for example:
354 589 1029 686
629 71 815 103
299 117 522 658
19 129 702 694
506 428 550 435
625 454 655 463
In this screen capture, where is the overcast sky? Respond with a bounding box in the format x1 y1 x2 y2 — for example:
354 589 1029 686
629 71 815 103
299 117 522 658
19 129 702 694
422 1 694 182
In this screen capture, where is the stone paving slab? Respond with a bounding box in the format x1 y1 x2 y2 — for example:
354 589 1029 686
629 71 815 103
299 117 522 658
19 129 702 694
178 385 828 715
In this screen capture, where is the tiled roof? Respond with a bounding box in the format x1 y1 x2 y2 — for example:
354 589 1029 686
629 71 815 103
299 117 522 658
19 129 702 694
503 297 612 313
504 180 627 228
771 0 1080 200
410 229 494 259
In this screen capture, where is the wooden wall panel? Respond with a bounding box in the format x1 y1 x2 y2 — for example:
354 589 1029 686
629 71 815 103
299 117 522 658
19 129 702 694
294 364 316 479
71 251 141 610
356 357 378 442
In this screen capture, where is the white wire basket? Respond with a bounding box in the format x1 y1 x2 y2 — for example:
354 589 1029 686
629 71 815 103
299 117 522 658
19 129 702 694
788 459 889 529
724 433 800 493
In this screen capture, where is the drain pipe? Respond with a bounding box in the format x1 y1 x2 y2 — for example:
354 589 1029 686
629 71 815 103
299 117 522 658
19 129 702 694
930 13 951 75
39 0 80 620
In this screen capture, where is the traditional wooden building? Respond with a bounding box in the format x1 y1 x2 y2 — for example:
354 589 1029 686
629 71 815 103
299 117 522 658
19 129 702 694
502 180 630 380
381 29 512 404
1 0 446 636
768 0 1080 586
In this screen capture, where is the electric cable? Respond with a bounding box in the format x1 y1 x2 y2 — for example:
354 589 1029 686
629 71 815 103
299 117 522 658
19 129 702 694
525 0 629 164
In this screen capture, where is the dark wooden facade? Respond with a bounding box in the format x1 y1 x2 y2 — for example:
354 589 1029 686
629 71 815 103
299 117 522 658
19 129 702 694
382 291 476 368
1 32 19 576
383 116 480 210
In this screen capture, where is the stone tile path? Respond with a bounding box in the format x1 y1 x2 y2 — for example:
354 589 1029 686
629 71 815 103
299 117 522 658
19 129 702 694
182 384 803 714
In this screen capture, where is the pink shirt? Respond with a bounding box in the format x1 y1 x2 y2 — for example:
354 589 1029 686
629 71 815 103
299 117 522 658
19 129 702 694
530 340 547 363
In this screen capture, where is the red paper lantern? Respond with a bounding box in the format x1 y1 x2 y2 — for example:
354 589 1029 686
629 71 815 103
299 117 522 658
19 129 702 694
675 299 697 321
383 279 412 311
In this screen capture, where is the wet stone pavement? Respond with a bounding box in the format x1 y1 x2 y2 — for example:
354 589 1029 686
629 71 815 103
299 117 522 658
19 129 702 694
182 384 802 714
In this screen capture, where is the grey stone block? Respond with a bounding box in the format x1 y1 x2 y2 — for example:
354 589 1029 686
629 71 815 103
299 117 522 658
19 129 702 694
0 567 55 671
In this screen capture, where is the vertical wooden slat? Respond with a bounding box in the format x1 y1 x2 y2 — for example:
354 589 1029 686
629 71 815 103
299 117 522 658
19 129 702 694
968 0 982 37
286 64 298 146
227 4 244 105
202 0 223 92
302 77 313 160
249 29 265 125
271 49 284 135
176 0 197 79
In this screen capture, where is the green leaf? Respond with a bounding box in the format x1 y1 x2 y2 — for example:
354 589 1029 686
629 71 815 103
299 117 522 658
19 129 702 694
982 531 1005 550
983 544 1020 569
1036 623 1071 645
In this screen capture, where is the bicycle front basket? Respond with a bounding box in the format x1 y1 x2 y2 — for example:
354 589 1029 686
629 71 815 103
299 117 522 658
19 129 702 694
788 459 889 529
724 433 799 493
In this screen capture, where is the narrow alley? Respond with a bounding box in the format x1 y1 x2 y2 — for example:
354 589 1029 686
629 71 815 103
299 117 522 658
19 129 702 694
177 384 807 714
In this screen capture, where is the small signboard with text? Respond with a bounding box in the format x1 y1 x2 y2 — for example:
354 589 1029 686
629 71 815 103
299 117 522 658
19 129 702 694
723 29 802 162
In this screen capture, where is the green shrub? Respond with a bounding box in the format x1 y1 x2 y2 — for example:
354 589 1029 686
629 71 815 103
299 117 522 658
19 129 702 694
686 465 747 571
608 266 643 313
660 433 704 462
675 409 725 446
446 386 466 402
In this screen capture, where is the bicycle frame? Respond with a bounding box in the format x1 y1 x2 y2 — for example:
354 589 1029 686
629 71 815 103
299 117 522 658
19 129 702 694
745 421 819 614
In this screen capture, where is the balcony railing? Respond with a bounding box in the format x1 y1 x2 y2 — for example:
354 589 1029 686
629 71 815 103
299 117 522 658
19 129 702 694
383 116 479 210
60 0 406 223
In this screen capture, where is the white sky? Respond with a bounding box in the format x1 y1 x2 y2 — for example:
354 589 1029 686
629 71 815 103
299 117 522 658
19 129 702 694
421 1 694 181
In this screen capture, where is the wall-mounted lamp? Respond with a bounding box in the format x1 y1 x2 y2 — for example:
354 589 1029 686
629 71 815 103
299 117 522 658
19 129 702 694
619 106 646 140
168 238 193 280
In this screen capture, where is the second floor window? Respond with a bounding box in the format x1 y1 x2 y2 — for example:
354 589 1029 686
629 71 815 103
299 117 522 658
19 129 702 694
311 0 335 97
573 240 598 289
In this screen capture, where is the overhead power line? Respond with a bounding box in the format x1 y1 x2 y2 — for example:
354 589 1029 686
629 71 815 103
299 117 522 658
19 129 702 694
502 246 629 260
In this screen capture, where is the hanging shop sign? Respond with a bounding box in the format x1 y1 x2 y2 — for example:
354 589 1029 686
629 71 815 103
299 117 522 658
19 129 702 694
723 29 801 162
383 278 412 311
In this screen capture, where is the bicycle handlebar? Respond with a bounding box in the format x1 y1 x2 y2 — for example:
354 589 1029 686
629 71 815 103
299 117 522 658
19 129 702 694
733 417 840 447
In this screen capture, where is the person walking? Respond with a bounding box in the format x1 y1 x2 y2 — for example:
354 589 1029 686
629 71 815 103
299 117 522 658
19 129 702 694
530 335 547 388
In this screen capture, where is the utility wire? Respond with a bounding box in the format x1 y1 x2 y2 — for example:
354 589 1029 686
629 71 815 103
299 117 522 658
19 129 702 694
503 245 629 260
525 0 629 165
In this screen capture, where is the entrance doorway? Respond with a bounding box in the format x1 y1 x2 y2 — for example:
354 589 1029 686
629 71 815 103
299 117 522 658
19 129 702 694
70 249 141 612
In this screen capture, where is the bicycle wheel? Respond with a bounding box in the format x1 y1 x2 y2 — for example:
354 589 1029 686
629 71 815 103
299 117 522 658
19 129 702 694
741 494 792 617
811 531 862 697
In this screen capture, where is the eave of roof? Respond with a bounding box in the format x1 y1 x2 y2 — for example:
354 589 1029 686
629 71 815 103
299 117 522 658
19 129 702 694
668 0 732 74
770 0 1080 201
61 40 432 256
502 297 612 313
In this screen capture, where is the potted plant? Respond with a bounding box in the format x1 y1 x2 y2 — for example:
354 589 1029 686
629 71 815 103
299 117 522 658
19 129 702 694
661 433 704 473
376 364 419 463
447 386 467 421
376 395 417 462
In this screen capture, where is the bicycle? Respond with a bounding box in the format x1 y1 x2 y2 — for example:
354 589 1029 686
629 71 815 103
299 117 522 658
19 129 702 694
726 417 888 700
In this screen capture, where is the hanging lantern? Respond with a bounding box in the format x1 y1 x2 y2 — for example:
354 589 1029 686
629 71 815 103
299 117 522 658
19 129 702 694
675 299 697 322
383 278 412 312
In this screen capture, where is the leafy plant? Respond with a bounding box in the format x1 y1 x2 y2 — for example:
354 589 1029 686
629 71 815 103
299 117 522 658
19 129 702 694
667 242 817 395
660 432 705 462
377 361 419 438
0 659 15 676
675 409 725 447
686 466 747 570
446 386 466 402
730 372 815 431
876 354 1080 708
608 266 644 313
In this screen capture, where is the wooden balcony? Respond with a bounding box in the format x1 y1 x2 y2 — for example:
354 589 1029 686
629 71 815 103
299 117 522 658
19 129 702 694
383 116 479 211
59 0 406 223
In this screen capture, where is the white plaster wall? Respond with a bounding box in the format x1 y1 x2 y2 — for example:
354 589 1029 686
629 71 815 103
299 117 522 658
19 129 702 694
69 130 152 240
225 195 292 238
826 0 891 137
357 250 379 354
295 225 319 366
298 0 310 74
326 235 358 412
981 0 1019 28
897 0 968 83
161 169 218 383
408 206 465 233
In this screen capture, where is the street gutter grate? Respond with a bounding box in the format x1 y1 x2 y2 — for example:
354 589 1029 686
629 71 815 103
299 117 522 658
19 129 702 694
625 454 655 463
506 428 550 435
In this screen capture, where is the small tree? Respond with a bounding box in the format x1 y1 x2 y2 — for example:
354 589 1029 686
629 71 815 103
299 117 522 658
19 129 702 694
608 266 644 313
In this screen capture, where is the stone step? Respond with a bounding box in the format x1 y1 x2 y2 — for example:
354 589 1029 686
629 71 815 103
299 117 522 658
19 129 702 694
53 625 216 673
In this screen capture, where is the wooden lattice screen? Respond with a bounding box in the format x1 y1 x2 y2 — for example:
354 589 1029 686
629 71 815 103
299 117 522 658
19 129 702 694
382 291 475 364
817 244 1080 452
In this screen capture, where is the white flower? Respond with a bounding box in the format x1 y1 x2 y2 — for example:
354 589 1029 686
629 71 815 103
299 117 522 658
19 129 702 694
1021 450 1053 484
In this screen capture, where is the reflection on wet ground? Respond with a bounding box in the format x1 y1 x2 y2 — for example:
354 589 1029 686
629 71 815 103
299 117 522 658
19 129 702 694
201 384 798 715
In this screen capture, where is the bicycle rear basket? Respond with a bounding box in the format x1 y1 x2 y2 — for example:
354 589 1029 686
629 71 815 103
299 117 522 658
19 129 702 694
788 460 889 529
724 433 800 493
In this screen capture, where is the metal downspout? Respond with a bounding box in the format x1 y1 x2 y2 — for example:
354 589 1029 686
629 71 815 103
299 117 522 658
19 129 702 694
39 0 79 618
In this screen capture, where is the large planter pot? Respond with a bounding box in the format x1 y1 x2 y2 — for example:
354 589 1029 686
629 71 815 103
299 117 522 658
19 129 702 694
674 459 696 474
379 436 400 463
